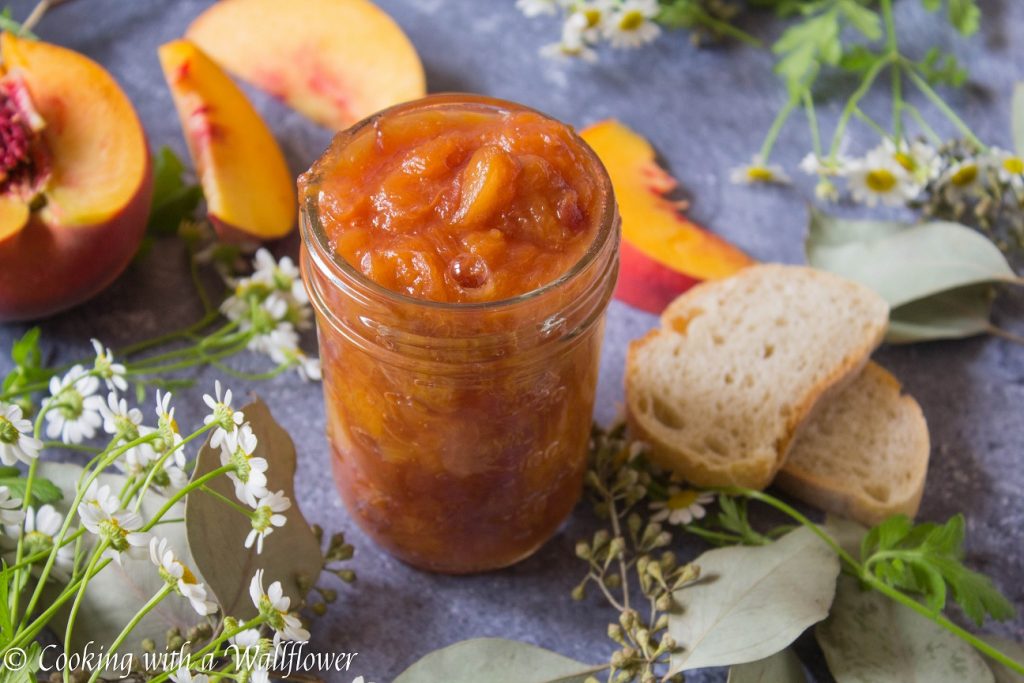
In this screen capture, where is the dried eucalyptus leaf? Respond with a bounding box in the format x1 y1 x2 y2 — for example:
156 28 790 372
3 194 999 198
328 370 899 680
887 285 995 343
393 638 601 683
816 575 994 683
186 398 322 618
806 212 1017 308
979 635 1024 683
40 463 202 672
667 527 840 674
727 648 807 683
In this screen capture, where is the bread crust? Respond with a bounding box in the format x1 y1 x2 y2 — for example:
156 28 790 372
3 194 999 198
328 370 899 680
625 264 889 490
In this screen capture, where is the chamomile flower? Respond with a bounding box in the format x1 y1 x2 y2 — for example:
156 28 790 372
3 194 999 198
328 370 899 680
170 668 208 683
799 152 849 177
203 381 244 449
267 335 322 382
252 248 308 304
984 147 1024 190
516 0 560 17
229 629 270 683
220 423 268 507
99 392 143 442
91 339 128 393
249 569 310 644
0 487 24 526
938 155 984 202
150 536 218 616
540 11 598 62
886 138 940 186
603 0 660 49
78 484 150 564
154 390 183 452
845 147 920 207
649 487 714 526
730 154 791 185
571 0 612 42
0 402 41 466
115 426 188 491
11 505 74 579
44 365 104 444
245 490 291 554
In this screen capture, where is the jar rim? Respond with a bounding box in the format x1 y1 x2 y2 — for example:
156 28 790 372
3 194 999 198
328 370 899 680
299 93 617 313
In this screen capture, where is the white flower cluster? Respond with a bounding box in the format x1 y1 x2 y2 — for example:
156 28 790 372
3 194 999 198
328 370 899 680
205 382 291 554
221 249 321 382
518 0 662 61
733 140 1024 210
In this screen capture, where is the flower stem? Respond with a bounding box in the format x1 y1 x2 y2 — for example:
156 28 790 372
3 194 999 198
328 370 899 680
759 93 801 162
141 464 235 532
880 0 903 140
201 484 255 518
86 584 174 683
904 65 984 148
829 54 894 160
62 540 108 683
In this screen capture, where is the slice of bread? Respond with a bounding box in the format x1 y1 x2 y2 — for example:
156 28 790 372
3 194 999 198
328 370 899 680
775 362 929 526
625 264 889 489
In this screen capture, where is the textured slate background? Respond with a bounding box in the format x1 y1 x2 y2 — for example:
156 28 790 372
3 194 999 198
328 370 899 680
2 0 1022 681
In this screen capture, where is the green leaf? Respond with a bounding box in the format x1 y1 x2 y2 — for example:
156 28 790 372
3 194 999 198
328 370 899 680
186 398 322 618
10 327 40 368
947 0 981 35
978 635 1024 683
0 642 42 683
727 648 807 683
0 473 62 505
147 147 203 237
772 10 840 88
817 575 994 682
839 46 883 74
1012 82 1024 157
838 0 881 39
887 285 995 343
393 639 600 683
920 0 941 10
40 463 204 674
667 527 840 673
807 212 1017 307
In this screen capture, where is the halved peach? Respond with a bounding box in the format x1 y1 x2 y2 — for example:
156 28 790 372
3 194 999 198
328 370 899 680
158 39 295 242
186 0 425 131
0 33 153 322
580 120 753 314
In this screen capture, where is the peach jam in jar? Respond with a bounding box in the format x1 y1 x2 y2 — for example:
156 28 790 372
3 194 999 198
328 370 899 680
299 94 619 573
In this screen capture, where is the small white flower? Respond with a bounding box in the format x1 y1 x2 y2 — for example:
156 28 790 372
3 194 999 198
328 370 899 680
170 668 208 683
252 248 308 304
0 486 24 526
845 146 920 207
250 569 310 645
540 11 599 62
91 339 128 393
603 0 660 49
44 365 104 444
730 154 791 185
220 424 268 507
154 390 183 451
203 380 244 449
245 490 291 554
78 483 149 563
10 504 74 579
229 628 269 681
983 147 1024 190
99 392 143 441
150 536 218 616
886 138 941 186
516 0 559 17
649 487 714 526
0 402 42 466
799 152 849 177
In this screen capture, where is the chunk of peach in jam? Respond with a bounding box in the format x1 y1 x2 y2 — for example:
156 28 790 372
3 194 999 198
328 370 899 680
315 105 602 302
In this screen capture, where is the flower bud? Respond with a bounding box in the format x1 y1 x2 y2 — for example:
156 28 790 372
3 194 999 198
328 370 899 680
575 540 591 559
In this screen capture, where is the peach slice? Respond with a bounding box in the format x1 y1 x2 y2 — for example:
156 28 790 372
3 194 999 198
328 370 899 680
185 0 425 131
158 39 295 242
0 33 152 322
579 120 753 314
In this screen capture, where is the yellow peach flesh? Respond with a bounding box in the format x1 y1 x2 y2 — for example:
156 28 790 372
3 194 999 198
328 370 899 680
186 0 425 130
158 39 295 240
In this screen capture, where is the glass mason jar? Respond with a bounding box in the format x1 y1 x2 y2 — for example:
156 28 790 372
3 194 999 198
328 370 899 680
299 95 620 573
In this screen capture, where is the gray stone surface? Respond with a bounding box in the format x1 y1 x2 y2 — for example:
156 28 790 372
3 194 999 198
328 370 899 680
2 0 1022 681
